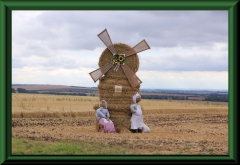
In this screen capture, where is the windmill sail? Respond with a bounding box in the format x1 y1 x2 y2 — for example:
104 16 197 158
121 65 142 88
97 29 117 54
89 63 113 82
125 39 150 57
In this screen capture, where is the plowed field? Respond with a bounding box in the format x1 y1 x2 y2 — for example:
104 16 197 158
12 109 228 155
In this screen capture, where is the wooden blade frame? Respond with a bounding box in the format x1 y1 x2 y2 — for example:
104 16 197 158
121 65 142 88
89 63 113 82
125 39 150 57
97 29 117 54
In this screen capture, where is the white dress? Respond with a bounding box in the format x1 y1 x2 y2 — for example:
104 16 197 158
130 103 144 129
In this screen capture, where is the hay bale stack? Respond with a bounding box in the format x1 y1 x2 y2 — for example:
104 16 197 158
94 43 141 133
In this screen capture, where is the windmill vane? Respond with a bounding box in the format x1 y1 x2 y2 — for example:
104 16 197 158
89 28 150 88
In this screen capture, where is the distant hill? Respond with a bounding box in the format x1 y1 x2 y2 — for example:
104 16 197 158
12 84 98 94
12 84 228 102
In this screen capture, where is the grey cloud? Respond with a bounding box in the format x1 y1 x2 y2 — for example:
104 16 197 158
12 10 228 72
12 58 26 68
139 53 228 72
12 54 99 69
45 57 98 69
31 10 227 50
12 42 51 58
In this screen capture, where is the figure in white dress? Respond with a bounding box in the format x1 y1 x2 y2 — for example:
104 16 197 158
130 93 151 133
130 93 144 133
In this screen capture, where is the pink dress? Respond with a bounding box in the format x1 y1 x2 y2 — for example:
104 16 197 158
99 118 116 133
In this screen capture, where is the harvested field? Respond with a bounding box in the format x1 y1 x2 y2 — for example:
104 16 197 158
12 93 228 155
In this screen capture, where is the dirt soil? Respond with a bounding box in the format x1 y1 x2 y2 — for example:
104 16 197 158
12 112 228 155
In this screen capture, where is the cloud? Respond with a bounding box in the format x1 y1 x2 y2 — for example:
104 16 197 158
12 67 98 87
137 70 228 90
12 10 228 89
138 45 228 71
13 10 228 51
12 48 102 69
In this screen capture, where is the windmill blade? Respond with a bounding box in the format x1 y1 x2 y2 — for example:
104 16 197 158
89 62 113 82
125 39 150 57
97 29 117 54
121 65 142 88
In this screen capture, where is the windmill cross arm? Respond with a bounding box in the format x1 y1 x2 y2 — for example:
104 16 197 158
121 65 142 88
89 62 113 82
97 28 117 54
125 39 150 57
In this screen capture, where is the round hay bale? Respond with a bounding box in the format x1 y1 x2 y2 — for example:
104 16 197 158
94 43 141 133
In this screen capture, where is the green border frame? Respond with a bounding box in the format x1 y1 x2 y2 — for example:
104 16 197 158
0 0 239 164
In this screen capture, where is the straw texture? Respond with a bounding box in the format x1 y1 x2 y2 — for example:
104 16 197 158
94 43 141 133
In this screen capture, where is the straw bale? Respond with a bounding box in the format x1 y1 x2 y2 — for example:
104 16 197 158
98 90 138 99
94 42 142 133
99 79 130 86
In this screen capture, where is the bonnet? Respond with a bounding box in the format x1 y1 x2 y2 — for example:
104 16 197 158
132 93 140 104
99 100 108 109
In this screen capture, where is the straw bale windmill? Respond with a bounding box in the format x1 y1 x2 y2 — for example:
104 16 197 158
89 28 150 133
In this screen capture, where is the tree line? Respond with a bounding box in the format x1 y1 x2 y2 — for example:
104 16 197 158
12 88 227 102
141 94 228 102
141 95 187 100
12 88 94 96
204 94 228 102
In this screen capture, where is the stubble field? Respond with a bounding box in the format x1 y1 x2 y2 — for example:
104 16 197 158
12 93 228 155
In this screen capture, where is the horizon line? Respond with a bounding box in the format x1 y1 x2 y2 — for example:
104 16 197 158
12 83 228 91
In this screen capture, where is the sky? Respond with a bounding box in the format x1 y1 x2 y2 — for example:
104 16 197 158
12 10 228 90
